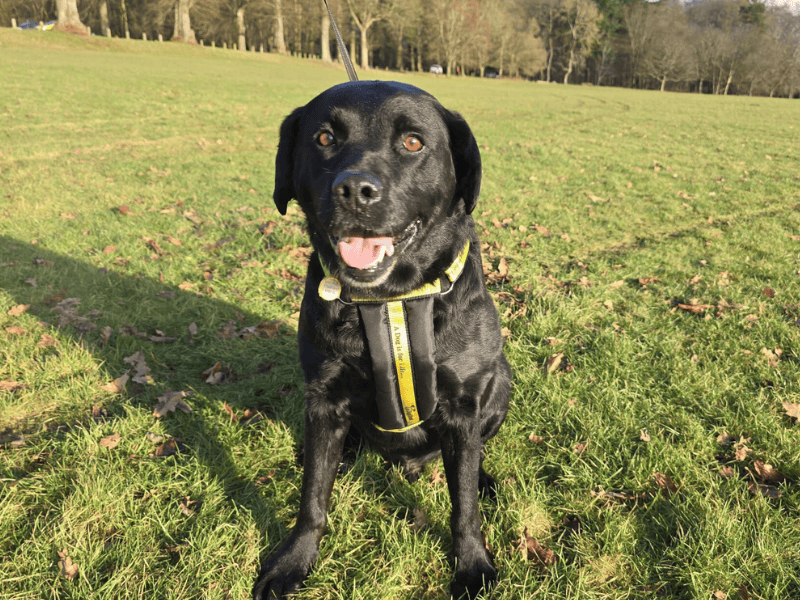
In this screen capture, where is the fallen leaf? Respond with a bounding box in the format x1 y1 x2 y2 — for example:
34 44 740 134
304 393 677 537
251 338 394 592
545 353 565 374
7 304 30 317
528 433 544 444
719 465 735 478
99 433 121 449
145 431 164 444
516 528 557 568
573 442 588 456
761 347 781 367
763 287 775 298
677 303 714 314
179 496 197 516
154 437 186 457
5 325 26 335
25 277 37 287
57 550 79 580
714 592 727 600
101 371 129 393
603 299 614 311
430 465 446 485
0 380 25 392
496 257 509 280
124 351 154 384
734 443 753 462
609 280 625 289
782 401 800 422
639 429 651 443
39 334 58 347
653 472 678 495
717 432 736 446
188 322 198 338
748 482 781 499
222 402 239 423
752 460 782 483
152 390 193 417
411 506 429 532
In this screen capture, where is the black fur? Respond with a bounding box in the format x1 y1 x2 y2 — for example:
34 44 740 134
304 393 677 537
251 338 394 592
254 81 511 600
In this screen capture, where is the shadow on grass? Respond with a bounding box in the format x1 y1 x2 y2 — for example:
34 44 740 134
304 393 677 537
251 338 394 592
0 233 305 558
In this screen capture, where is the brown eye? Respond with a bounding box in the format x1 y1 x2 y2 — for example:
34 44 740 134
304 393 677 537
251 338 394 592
318 132 335 147
403 136 423 152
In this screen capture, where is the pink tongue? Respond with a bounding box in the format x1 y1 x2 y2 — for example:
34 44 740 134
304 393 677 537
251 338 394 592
338 237 394 269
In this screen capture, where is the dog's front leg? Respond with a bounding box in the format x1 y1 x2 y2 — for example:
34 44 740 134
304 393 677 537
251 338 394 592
253 409 349 600
440 414 496 599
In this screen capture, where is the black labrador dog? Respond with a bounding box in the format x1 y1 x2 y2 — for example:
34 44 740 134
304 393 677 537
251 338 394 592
253 80 511 600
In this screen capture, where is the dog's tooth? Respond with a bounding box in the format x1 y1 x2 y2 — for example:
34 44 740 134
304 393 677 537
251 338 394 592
374 245 386 264
385 244 394 257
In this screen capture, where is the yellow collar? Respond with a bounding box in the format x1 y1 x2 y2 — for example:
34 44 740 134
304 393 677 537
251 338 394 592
318 240 470 303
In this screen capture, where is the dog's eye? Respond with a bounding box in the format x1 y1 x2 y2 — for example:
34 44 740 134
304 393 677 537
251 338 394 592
403 136 423 152
318 132 336 147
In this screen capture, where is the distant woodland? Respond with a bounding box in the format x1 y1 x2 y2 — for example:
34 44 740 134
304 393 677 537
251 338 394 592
4 0 800 97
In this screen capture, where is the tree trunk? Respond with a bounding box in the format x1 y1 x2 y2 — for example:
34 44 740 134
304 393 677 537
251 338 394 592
56 0 85 30
100 1 109 36
395 24 404 71
173 0 195 43
660 75 667 91
321 1 331 62
564 46 575 84
350 25 357 67
274 0 287 54
237 7 246 51
546 37 554 82
359 26 369 69
723 69 733 96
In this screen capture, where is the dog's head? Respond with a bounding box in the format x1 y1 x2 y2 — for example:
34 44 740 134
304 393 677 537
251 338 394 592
273 81 481 293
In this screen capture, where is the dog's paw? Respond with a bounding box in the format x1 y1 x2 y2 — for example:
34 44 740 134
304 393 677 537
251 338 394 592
450 551 497 599
252 541 318 600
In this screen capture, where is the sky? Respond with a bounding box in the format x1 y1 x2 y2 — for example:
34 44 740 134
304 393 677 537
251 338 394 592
765 0 800 12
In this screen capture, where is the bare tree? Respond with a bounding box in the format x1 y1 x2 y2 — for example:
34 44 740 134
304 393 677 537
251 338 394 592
346 0 393 69
561 0 600 83
642 0 692 91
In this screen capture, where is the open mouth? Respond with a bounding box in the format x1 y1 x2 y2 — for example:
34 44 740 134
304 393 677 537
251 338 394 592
330 219 419 283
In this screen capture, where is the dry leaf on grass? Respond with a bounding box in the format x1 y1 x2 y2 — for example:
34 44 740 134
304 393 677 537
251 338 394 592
57 550 79 580
516 528 557 568
544 353 565 374
123 351 154 385
5 325 26 335
222 402 239 423
39 334 58 347
639 429 651 442
430 465 446 485
101 372 129 394
99 433 121 449
411 506 429 532
154 437 187 457
0 380 25 392
677 302 714 314
528 433 544 444
653 472 678 496
8 304 30 317
782 401 800 422
153 390 193 417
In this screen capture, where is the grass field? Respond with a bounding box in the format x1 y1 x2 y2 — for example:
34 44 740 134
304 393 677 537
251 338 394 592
1 28 800 600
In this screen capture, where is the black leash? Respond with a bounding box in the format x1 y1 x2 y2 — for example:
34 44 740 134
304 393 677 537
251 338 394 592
323 0 358 82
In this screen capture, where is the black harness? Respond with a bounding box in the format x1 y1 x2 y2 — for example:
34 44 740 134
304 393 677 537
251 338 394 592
318 242 470 432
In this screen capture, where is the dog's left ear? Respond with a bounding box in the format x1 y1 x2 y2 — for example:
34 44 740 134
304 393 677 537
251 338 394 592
443 109 482 215
273 107 304 216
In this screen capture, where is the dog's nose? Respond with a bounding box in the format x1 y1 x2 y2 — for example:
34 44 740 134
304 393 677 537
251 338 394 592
332 171 382 210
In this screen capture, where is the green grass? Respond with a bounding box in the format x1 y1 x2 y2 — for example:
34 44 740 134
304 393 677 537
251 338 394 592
1 28 799 600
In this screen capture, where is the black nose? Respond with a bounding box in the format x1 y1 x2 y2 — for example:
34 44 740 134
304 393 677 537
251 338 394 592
332 171 382 210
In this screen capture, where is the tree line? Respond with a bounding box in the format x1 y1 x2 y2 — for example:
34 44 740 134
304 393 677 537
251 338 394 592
4 0 799 97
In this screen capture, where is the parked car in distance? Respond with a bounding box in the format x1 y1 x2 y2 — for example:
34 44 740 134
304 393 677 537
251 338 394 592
429 64 443 75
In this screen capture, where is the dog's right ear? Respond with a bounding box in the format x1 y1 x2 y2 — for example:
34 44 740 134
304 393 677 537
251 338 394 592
273 107 304 216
